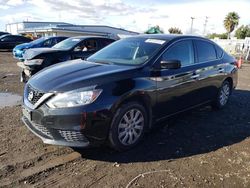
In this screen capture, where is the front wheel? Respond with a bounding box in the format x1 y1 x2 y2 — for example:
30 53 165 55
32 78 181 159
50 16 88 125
212 80 231 109
108 102 148 151
20 70 27 83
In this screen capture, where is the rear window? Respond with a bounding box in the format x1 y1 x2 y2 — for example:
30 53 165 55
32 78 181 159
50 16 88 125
195 40 217 62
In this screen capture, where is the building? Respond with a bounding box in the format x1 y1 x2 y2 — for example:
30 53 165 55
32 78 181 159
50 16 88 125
6 21 139 39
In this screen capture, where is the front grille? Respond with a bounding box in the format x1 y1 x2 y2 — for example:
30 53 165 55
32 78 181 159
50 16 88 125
33 123 53 138
59 130 87 142
27 85 45 105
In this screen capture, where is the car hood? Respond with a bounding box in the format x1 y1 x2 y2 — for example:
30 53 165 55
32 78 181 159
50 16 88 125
23 47 64 60
28 59 138 92
14 43 33 50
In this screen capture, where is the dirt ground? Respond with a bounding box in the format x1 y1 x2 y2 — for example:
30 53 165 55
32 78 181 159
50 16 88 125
0 52 250 188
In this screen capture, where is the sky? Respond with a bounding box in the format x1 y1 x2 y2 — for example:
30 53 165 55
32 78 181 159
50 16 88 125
0 0 249 35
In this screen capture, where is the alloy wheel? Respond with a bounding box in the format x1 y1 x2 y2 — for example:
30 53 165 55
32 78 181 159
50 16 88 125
219 83 230 106
118 108 144 146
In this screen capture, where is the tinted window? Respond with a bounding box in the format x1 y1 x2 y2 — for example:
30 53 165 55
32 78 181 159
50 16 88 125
162 40 194 66
43 39 52 47
101 39 114 47
16 36 30 42
1 36 14 42
215 45 224 58
51 38 58 46
195 40 217 62
84 39 98 51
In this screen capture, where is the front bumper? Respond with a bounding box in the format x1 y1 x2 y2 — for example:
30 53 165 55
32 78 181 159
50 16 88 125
22 116 90 147
22 99 113 147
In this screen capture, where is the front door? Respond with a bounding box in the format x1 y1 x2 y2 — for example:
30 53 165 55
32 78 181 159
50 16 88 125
155 39 201 119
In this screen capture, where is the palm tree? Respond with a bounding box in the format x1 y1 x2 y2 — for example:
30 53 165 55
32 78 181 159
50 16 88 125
224 12 240 39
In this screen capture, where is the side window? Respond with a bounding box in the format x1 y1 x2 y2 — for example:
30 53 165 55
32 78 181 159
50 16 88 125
43 39 52 47
101 39 114 48
215 45 224 59
57 37 65 43
195 40 217 62
19 36 29 42
162 40 194 66
2 36 13 42
84 39 98 51
50 38 58 46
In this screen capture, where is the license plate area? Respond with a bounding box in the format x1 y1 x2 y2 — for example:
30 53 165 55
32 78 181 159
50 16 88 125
23 107 32 121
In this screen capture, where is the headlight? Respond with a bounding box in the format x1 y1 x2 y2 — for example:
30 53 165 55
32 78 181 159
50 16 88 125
24 59 44 66
46 87 102 108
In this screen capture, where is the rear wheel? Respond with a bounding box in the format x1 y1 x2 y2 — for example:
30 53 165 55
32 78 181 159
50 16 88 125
212 80 231 109
108 102 148 151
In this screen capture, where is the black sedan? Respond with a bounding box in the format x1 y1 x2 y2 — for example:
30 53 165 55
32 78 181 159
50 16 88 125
18 36 115 82
22 35 238 151
0 34 32 50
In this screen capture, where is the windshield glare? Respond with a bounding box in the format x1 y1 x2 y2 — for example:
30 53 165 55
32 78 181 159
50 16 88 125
53 38 81 50
87 38 166 65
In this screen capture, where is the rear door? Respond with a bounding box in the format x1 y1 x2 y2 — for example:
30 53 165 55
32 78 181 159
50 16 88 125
193 39 223 103
155 39 202 118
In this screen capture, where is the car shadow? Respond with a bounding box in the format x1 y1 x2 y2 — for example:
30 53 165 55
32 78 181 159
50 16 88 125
74 89 250 163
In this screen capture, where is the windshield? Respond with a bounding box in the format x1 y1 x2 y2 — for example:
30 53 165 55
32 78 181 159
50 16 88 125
87 38 166 65
52 38 81 50
30 37 48 44
30 37 47 45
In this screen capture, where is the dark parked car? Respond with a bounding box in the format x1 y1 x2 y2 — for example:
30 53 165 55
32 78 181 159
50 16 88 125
22 35 238 151
0 31 10 36
17 36 115 82
0 35 32 50
13 36 68 60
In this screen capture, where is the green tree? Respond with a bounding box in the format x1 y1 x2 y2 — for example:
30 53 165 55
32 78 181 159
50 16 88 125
235 25 250 39
145 25 164 34
168 27 183 34
207 33 228 39
224 12 240 39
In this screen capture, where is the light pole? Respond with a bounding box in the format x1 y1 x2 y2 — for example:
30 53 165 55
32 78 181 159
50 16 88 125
190 17 195 34
203 16 209 36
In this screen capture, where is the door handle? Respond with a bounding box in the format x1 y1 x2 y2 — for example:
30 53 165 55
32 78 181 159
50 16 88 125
218 68 225 73
191 74 200 79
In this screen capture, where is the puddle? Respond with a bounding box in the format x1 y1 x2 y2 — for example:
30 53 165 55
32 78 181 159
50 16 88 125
0 93 22 108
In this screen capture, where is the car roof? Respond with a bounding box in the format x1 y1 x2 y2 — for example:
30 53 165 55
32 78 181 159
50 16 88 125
69 36 114 40
42 36 67 40
131 34 208 41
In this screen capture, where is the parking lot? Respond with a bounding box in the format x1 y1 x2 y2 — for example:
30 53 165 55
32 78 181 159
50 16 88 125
1 51 250 187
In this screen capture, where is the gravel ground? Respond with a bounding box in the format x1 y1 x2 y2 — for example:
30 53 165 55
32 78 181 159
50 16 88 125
0 52 250 188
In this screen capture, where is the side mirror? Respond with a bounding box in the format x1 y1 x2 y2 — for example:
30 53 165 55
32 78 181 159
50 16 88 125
161 60 181 69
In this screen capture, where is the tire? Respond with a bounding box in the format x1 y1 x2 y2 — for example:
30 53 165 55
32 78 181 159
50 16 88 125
108 102 148 151
212 80 231 109
20 70 26 83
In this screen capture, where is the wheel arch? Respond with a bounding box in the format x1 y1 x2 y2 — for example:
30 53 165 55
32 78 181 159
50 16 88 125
110 92 153 130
